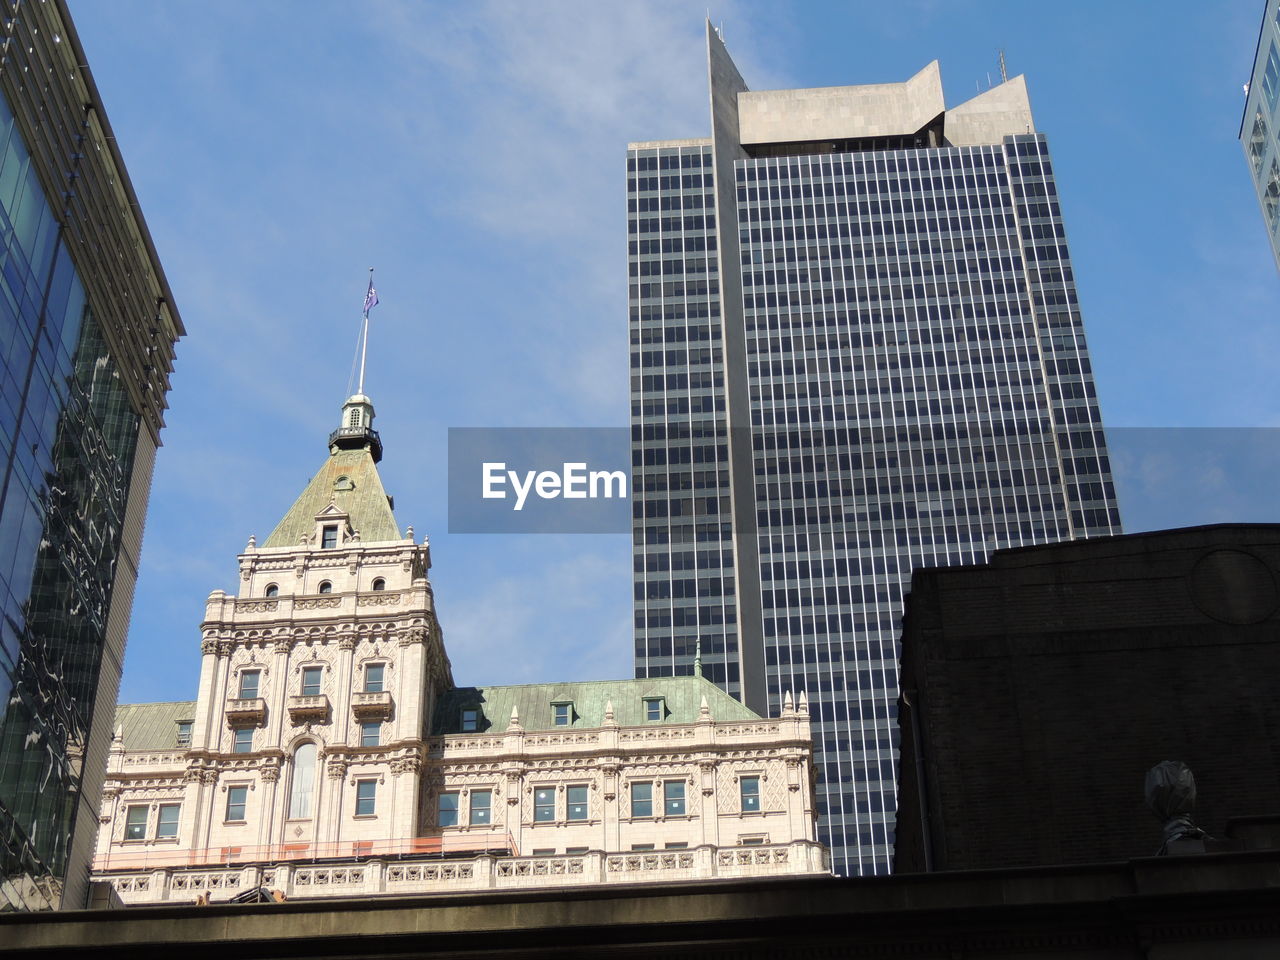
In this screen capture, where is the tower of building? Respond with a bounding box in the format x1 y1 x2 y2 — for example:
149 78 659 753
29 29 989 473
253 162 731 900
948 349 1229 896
0 0 182 910
628 27 1120 876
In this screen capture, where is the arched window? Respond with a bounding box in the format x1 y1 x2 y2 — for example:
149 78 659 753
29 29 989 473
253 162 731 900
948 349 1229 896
318 581 333 594
371 578 385 591
288 743 317 819
265 583 279 598
348 408 361 428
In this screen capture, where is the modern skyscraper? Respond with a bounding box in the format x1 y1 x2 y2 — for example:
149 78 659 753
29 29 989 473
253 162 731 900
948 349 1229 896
0 1 182 910
1242 0 1280 273
629 28 1120 876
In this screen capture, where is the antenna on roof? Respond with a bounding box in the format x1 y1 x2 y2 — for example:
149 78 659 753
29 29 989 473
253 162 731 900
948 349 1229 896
998 49 1008 84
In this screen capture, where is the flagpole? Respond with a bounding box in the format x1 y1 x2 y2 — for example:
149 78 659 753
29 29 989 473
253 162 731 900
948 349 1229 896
357 267 373 396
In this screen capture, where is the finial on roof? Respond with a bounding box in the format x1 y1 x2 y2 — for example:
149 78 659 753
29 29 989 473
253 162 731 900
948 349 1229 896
112 723 123 743
603 700 617 726
507 705 522 732
246 534 256 551
782 690 794 717
797 690 809 717
698 695 711 720
694 639 703 678
331 269 383 462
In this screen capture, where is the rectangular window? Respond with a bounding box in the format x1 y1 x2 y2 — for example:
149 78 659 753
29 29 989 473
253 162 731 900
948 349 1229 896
567 785 588 821
664 842 688 849
644 698 663 721
664 780 686 816
552 702 571 726
233 728 253 753
364 663 385 693
175 721 192 747
438 792 459 827
321 524 338 549
360 721 380 747
470 789 492 826
124 805 148 841
740 776 761 813
156 804 180 839
355 779 377 817
531 848 556 856
461 708 479 732
534 787 556 822
739 836 766 846
238 670 260 699
566 846 589 854
630 782 653 818
226 786 248 822
301 666 323 697
631 844 655 851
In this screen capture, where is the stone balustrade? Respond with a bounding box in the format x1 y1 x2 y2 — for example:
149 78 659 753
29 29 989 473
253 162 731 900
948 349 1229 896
97 841 829 904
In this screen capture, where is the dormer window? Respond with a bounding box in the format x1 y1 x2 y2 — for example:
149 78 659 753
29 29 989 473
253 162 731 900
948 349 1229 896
175 720 193 747
318 581 333 594
321 525 339 549
264 583 279 598
461 708 479 732
552 701 573 726
644 698 664 722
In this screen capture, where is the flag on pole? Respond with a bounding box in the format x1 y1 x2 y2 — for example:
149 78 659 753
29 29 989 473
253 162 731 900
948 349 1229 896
363 276 379 316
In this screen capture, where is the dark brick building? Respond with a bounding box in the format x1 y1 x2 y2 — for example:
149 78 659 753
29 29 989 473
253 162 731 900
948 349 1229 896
895 524 1280 872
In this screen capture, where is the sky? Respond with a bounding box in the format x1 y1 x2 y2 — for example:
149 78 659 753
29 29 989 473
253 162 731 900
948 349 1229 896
65 0 1280 705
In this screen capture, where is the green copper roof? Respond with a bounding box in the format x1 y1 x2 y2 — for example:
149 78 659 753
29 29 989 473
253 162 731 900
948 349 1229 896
115 701 197 751
432 676 760 734
263 447 401 548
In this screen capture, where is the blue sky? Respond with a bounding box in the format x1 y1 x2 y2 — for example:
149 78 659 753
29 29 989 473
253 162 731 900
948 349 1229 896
66 1 1280 704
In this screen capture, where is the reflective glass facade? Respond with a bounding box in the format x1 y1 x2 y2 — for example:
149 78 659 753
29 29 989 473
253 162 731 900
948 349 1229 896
0 92 141 910
0 2 181 910
629 45 1119 878
1242 0 1280 273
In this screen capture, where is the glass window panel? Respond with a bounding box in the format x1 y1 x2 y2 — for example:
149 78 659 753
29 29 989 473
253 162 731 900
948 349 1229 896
364 663 384 693
288 743 317 819
740 776 760 812
124 805 147 841
470 789 491 826
567 785 588 821
301 667 322 697
461 708 478 732
233 728 253 753
356 780 377 817
156 804 180 839
238 670 260 699
664 780 685 816
360 721 380 747
226 787 248 822
438 792 459 827
630 782 653 818
534 787 555 822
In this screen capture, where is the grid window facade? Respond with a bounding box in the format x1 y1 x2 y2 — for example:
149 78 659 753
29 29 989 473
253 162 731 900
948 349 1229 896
1242 0 1280 271
629 130 1119 879
628 144 742 697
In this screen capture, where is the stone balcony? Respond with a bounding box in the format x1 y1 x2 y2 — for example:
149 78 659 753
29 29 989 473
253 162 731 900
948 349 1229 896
287 695 330 724
93 841 829 905
351 691 393 720
224 698 266 726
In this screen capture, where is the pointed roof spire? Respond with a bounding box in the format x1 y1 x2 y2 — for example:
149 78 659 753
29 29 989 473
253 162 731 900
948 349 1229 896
698 695 711 721
332 269 383 462
782 690 795 716
507 705 523 732
694 639 703 678
797 690 809 717
603 700 617 727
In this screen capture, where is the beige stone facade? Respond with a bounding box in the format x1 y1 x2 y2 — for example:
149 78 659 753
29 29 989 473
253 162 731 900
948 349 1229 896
91 397 826 904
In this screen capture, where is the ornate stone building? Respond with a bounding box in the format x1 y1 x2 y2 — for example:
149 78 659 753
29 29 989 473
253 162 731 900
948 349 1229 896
91 394 825 903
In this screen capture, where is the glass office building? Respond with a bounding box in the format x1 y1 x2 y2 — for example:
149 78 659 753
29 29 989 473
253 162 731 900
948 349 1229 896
1242 0 1280 273
0 1 181 909
629 29 1119 877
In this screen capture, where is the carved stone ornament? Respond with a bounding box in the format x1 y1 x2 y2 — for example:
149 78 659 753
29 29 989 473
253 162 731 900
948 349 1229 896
338 635 357 651
274 638 292 655
260 765 280 783
201 638 219 656
327 759 348 780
